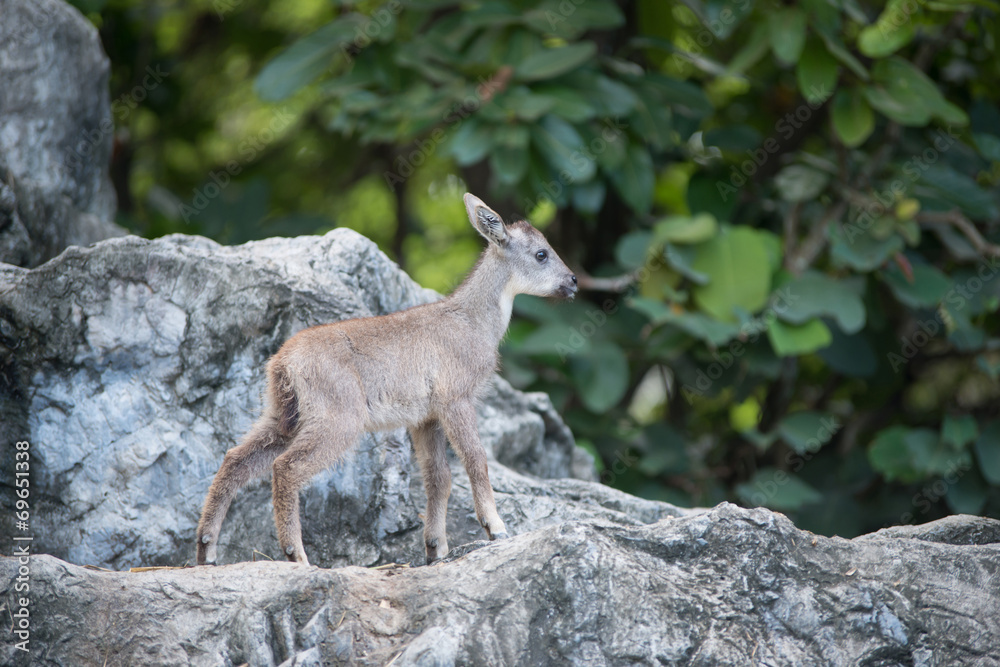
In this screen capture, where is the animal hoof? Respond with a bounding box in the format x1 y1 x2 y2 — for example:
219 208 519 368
490 531 509 541
196 539 217 566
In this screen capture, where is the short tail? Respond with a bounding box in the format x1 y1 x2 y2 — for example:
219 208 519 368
270 362 299 438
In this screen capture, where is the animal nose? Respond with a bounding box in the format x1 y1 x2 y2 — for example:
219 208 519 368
571 275 578 285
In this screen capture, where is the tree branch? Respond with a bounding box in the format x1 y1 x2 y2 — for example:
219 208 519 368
917 210 1000 258
785 202 846 275
576 270 637 293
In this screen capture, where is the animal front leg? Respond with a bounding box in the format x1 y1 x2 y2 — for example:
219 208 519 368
410 421 451 563
440 402 508 541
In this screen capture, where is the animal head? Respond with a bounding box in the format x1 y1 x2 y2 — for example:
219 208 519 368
463 193 578 300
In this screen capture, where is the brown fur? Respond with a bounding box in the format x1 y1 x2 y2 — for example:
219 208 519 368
271 362 299 438
195 193 577 566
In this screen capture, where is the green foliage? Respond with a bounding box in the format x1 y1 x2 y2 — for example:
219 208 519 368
79 0 1000 536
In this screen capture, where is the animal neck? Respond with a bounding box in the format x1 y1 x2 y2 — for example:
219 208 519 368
448 247 517 346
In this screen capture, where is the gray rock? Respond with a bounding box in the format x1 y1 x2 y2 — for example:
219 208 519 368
0 229 634 571
3 505 998 666
0 0 125 267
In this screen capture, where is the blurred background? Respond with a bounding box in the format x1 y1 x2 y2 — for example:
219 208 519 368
71 0 999 536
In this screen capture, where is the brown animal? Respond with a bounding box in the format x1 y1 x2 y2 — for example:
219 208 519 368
196 193 578 566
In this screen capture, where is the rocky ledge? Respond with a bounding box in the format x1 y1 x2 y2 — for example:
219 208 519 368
3 505 999 666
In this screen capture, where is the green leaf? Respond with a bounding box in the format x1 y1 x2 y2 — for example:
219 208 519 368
572 180 606 213
532 86 598 122
829 227 904 272
767 318 832 357
702 126 763 153
690 226 772 322
736 468 823 511
777 411 839 455
818 30 869 80
647 74 714 116
919 164 999 220
524 0 625 40
869 426 960 483
973 132 1000 162
686 171 738 223
593 76 639 117
857 0 917 58
726 22 771 75
571 341 629 413
818 327 877 377
653 213 718 245
867 57 968 127
490 145 528 184
769 8 807 65
514 42 597 82
531 115 596 182
651 309 742 346
494 124 530 149
974 421 1000 485
774 165 830 202
796 39 839 104
615 231 653 270
663 244 710 285
501 88 557 121
832 88 875 148
863 86 930 126
777 271 866 334
608 145 655 215
881 262 952 309
448 120 493 165
942 415 979 451
517 323 590 356
945 471 988 515
255 17 365 101
636 424 690 475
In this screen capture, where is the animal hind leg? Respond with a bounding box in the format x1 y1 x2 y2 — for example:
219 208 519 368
197 417 286 565
271 420 359 565
439 401 508 541
410 420 451 564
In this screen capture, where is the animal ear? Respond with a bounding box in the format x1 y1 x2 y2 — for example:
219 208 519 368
464 193 508 246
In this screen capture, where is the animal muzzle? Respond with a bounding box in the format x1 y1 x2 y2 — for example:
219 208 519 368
557 274 578 299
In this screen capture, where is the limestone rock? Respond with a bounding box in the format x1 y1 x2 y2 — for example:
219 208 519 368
3 505 998 666
0 0 124 267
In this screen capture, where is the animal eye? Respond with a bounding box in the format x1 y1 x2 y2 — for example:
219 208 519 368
535 250 548 262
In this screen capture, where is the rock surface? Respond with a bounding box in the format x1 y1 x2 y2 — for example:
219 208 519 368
0 229 656 572
0 0 124 267
3 504 999 666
